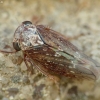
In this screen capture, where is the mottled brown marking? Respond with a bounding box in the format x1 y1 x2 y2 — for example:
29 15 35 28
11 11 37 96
0 21 99 82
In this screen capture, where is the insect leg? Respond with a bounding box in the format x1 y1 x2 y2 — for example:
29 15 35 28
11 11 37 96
0 44 16 53
24 53 34 74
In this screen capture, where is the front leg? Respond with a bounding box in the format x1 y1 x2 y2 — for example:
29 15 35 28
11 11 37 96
0 44 16 53
24 53 34 74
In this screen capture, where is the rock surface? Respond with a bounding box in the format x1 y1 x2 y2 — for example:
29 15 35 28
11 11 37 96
0 0 100 100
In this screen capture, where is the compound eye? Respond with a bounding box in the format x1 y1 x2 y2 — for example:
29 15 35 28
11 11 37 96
13 42 21 51
22 21 32 26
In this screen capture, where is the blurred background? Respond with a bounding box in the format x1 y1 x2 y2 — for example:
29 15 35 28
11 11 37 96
0 0 100 100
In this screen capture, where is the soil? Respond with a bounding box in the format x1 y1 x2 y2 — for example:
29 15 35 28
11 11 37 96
0 0 100 100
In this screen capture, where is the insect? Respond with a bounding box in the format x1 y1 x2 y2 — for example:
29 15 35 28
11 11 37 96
0 21 100 81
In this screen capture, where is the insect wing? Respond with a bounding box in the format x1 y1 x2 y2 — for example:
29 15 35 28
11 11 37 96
36 25 100 80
